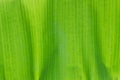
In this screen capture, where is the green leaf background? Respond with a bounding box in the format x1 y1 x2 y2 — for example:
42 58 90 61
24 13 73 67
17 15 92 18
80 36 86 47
0 0 120 80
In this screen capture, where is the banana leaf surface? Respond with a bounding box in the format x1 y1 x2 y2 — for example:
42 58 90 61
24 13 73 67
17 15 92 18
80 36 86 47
0 0 120 80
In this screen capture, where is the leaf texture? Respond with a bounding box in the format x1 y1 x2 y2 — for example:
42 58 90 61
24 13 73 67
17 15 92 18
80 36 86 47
0 0 120 80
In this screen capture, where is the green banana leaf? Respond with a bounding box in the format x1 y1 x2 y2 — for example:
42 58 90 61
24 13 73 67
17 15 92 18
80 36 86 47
0 0 120 80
